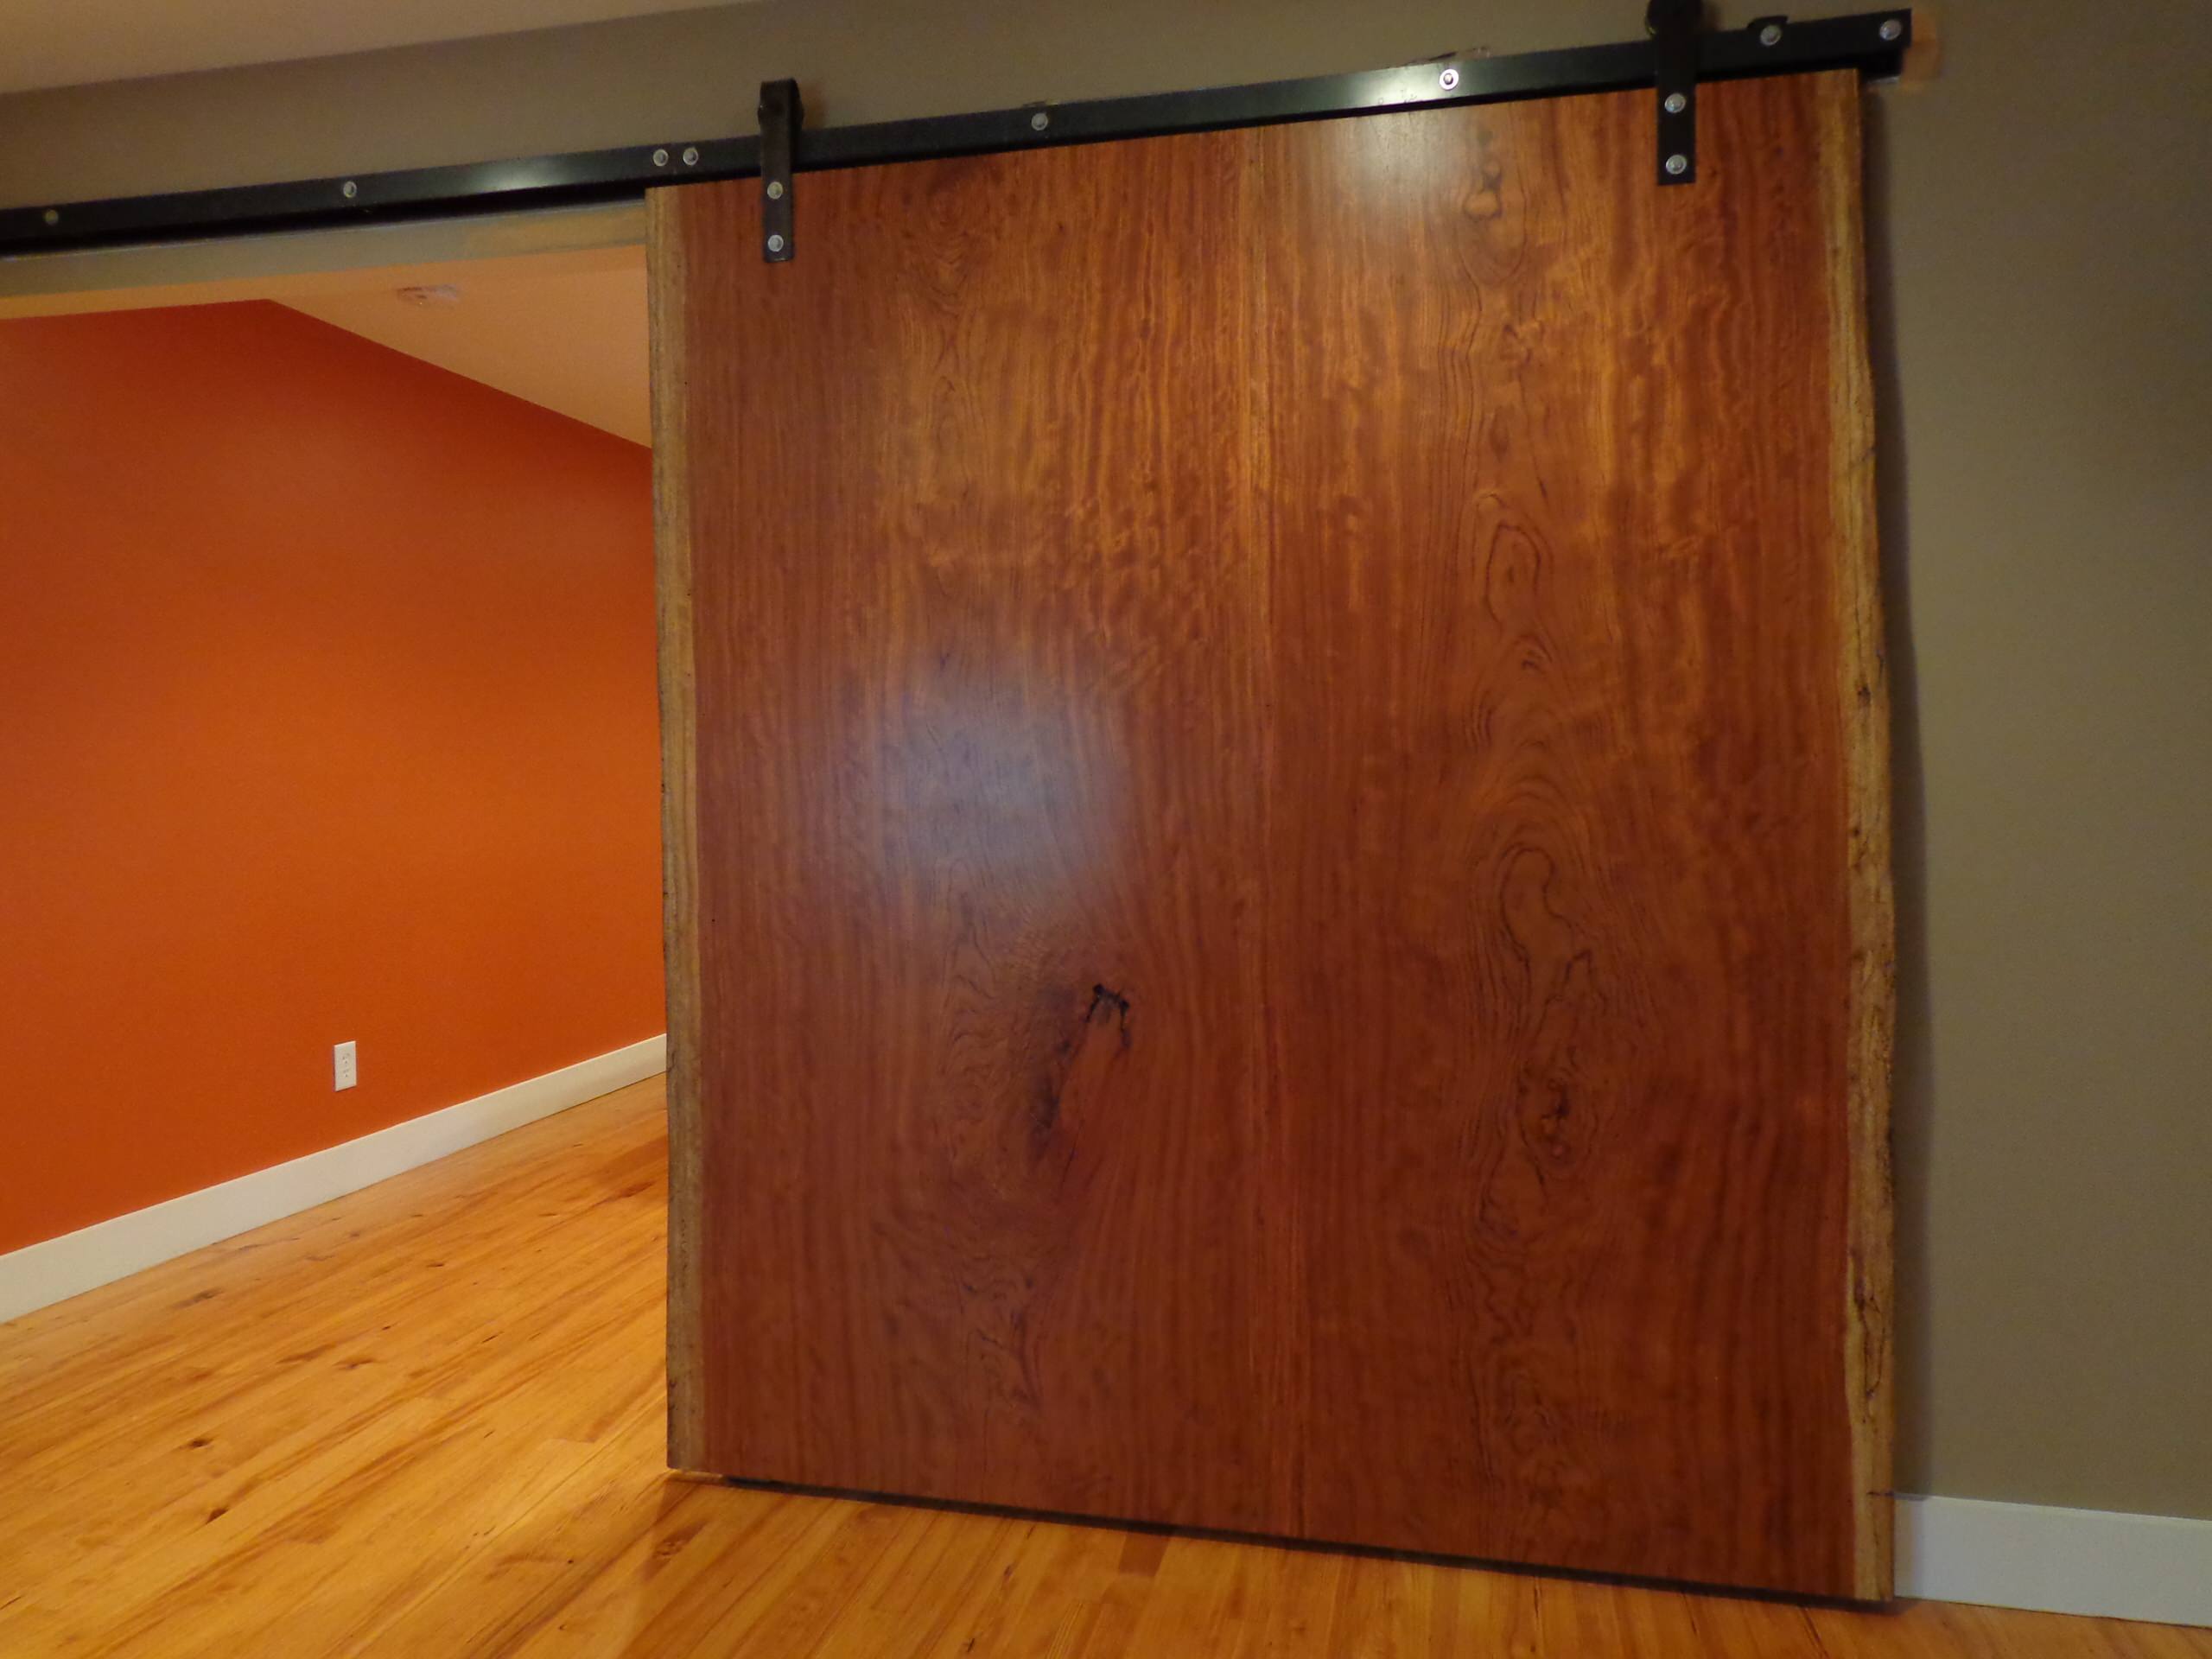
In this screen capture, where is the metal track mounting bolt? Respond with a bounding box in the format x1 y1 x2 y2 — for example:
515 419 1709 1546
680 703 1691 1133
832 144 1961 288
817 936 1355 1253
1648 0 1700 187
759 78 801 264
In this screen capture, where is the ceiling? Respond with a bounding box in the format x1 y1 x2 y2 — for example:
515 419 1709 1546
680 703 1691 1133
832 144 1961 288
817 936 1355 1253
0 242 651 442
0 0 740 97
277 249 650 444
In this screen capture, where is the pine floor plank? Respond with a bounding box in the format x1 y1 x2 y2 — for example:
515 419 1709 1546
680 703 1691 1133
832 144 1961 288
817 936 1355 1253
0 1077 2200 1657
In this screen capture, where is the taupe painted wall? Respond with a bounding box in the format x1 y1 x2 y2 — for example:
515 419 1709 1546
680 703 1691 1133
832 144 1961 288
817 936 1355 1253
3 0 2206 1520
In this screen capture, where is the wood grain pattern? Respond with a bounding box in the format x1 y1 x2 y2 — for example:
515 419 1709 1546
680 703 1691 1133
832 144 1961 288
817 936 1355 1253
651 181 707 1471
663 117 1282 1539
1246 69 1885 1596
0 1084 2196 1658
1819 82 1900 1603
655 70 1893 1597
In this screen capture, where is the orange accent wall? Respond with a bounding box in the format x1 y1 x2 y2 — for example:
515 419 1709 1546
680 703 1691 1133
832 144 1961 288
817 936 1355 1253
0 301 663 1255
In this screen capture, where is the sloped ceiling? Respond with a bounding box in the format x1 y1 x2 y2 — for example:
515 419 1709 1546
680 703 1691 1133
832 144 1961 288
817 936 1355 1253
277 249 650 444
2 238 654 442
0 244 651 442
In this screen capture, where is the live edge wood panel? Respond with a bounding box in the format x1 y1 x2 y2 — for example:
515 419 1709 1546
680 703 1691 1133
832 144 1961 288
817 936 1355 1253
652 69 1892 1601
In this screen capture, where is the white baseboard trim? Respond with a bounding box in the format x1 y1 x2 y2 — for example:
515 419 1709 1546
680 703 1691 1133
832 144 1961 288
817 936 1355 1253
0 1034 666 1326
1898 1494 2212 1628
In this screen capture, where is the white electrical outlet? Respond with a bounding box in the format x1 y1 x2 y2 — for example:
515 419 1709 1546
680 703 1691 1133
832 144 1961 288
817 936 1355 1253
333 1040 358 1091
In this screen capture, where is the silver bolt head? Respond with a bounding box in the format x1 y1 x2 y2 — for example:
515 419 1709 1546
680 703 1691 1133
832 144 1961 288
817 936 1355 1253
681 146 700 166
42 207 60 225
1664 153 1689 176
341 180 359 199
766 232 786 253
1030 111 1050 131
766 179 785 200
1759 22 1783 45
1879 17 1903 40
1439 66 1461 92
652 147 670 166
1663 92 1687 114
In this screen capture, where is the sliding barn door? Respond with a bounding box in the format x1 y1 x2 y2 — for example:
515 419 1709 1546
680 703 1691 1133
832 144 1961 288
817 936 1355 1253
653 69 1891 1599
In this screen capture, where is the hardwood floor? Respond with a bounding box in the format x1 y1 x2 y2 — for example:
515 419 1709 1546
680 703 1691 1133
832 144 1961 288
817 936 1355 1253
0 1077 2198 1656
